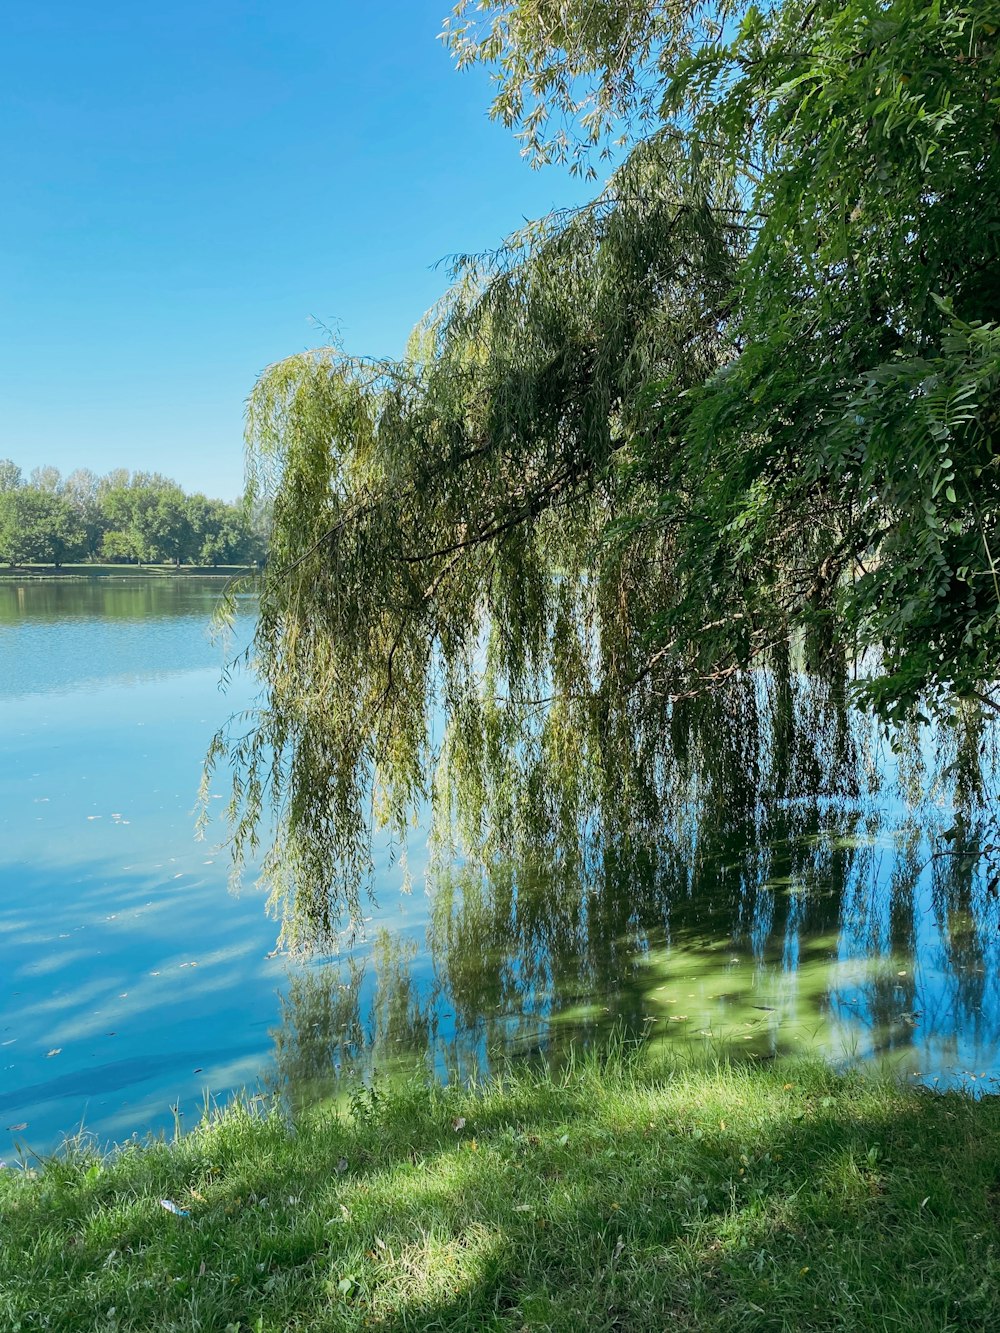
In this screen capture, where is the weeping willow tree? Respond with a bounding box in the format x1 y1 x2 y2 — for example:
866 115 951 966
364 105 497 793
211 0 1000 949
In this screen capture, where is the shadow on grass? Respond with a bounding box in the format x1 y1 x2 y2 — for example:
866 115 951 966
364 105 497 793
2 1051 1000 1332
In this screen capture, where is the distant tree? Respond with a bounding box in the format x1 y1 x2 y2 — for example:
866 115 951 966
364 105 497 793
96 467 131 498
98 485 144 561
146 487 193 563
29 465 62 493
0 460 21 493
183 493 216 562
186 494 257 565
98 528 139 562
0 490 86 567
98 477 192 563
62 468 106 558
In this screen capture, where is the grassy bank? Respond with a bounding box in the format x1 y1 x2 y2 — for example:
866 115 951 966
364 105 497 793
0 563 255 580
2 1054 1000 1332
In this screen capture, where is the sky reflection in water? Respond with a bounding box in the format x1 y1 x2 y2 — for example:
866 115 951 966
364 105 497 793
1 579 999 1159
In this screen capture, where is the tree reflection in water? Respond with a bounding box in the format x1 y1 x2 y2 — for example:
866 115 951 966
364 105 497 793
265 796 1000 1110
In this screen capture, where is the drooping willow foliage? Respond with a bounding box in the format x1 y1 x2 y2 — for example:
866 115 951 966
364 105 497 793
211 0 1000 949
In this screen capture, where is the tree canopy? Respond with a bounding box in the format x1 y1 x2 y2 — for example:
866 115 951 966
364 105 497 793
218 0 1000 948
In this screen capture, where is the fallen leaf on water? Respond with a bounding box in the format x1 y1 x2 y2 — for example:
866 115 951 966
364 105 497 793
7 1123 27 1132
45 1048 61 1058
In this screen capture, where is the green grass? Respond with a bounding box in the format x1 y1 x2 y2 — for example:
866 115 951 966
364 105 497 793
2 1052 1000 1331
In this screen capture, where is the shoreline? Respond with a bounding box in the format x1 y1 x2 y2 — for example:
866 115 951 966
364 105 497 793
0 563 257 581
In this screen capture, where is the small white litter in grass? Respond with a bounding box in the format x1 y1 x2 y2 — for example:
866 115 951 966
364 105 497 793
159 1199 189 1217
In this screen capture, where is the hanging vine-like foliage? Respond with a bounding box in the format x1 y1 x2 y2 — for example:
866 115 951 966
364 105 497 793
210 1 1000 948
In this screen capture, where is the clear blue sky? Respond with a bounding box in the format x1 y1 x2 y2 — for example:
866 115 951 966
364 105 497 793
0 1 598 500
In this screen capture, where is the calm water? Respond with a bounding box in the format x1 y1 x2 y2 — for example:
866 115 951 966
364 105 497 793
2 580 999 1157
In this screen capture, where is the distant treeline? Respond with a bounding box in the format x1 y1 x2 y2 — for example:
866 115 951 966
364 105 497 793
0 461 268 568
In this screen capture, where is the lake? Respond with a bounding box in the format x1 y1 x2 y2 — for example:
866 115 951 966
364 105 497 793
2 579 999 1157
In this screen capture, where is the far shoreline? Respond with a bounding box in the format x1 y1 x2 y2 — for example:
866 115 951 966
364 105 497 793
0 562 258 581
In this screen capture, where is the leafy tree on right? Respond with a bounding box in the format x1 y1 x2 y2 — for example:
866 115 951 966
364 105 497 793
221 1 1000 942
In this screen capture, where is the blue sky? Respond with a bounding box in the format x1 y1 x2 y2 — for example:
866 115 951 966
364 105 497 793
0 1 598 499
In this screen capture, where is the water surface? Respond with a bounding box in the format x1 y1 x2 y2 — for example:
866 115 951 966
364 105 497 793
2 578 999 1159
